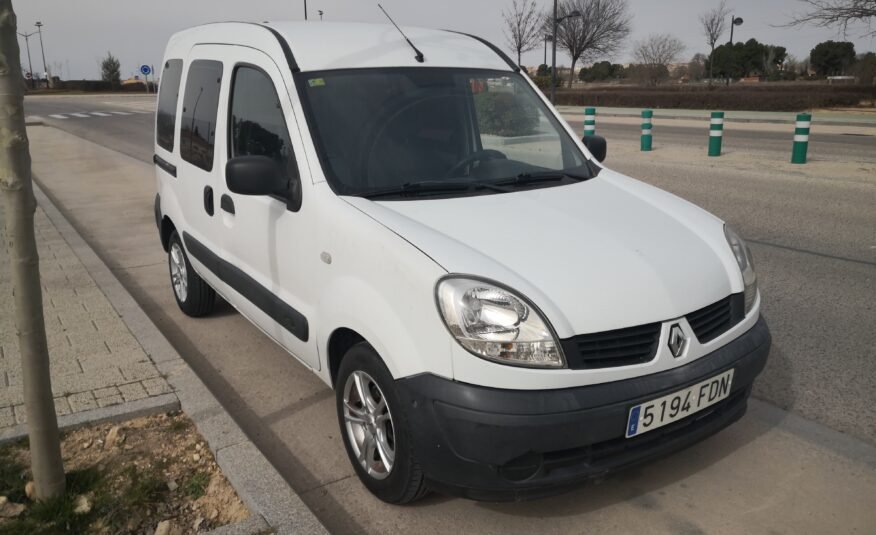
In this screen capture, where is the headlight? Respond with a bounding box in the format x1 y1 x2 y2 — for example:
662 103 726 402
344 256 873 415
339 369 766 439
724 225 758 314
436 277 565 368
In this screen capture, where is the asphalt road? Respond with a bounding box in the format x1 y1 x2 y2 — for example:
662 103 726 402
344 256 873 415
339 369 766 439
22 94 876 532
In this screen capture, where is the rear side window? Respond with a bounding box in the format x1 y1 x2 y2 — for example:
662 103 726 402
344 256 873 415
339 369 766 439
156 59 183 151
229 66 298 179
180 60 223 171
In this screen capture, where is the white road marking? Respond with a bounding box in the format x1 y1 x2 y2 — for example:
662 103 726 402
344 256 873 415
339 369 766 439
90 111 112 117
70 112 91 118
110 111 133 116
25 115 45 122
49 114 69 119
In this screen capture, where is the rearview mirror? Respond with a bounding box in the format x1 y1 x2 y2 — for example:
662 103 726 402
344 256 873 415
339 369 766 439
582 135 607 163
225 155 302 211
226 155 286 196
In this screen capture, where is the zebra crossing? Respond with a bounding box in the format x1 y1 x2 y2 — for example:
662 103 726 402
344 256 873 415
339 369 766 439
27 109 152 122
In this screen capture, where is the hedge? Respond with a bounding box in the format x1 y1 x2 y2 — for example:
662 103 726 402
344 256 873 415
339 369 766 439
549 84 876 111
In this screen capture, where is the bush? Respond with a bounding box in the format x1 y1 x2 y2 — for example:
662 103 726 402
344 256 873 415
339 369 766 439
474 91 539 136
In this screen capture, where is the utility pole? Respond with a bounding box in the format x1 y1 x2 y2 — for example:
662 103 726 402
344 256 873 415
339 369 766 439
550 1 581 104
35 21 49 88
0 0 66 500
17 31 35 89
551 0 558 103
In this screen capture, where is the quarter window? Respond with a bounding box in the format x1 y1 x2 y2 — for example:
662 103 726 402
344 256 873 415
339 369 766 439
229 66 298 179
156 59 182 151
180 60 223 171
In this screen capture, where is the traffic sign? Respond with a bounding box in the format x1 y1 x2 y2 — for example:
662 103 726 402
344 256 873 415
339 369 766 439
25 72 32 80
140 64 152 76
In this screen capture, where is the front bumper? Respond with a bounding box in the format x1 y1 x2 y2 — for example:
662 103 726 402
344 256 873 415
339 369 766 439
396 316 771 501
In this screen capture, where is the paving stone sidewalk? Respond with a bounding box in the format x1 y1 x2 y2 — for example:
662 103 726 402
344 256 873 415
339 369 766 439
0 202 173 430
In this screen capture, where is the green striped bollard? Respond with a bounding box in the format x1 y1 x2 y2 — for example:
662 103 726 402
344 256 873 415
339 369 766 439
583 107 596 136
641 109 653 151
708 111 724 157
791 113 812 164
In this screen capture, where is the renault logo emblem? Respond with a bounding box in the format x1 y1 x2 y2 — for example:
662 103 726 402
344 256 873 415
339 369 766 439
668 324 687 358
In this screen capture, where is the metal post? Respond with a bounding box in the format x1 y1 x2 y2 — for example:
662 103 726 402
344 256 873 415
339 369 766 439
18 32 35 89
550 0 558 103
791 113 811 164
709 111 724 156
583 107 596 136
35 22 48 87
729 15 735 45
641 109 653 151
304 0 308 20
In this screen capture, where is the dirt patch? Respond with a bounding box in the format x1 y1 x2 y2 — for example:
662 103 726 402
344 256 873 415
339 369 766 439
0 411 249 534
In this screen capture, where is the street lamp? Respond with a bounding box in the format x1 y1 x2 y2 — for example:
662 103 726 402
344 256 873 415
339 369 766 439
543 34 552 67
35 21 49 88
17 31 36 89
728 15 743 45
550 2 582 103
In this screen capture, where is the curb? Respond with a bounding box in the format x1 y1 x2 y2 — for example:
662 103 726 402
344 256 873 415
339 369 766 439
31 182 328 535
0 393 179 444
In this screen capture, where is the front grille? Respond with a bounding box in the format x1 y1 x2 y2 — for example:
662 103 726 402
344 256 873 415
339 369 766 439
687 293 745 344
561 322 661 370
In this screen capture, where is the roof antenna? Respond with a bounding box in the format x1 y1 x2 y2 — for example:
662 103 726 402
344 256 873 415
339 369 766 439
378 4 425 63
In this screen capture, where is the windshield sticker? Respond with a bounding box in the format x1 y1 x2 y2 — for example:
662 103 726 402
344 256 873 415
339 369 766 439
308 78 326 87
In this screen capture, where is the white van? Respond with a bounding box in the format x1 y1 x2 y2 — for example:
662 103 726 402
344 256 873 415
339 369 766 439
154 22 770 503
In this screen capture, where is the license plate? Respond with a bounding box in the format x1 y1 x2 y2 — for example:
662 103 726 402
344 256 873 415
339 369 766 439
626 369 734 438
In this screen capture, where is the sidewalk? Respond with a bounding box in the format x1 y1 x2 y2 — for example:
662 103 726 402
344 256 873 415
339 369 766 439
0 201 175 430
556 105 876 126
1 183 327 534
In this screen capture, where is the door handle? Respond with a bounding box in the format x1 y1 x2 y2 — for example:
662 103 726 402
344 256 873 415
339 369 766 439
203 186 214 216
220 194 235 215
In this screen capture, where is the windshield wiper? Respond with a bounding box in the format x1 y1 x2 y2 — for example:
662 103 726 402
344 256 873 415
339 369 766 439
358 180 508 199
494 168 592 187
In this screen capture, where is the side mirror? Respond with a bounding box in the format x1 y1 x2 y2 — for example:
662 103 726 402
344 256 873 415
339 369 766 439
582 135 607 163
225 155 302 211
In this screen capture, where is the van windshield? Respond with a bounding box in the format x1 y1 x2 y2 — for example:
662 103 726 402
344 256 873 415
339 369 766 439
297 68 592 199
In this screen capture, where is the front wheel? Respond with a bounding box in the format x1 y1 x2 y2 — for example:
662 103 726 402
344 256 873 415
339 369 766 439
336 343 428 504
167 231 216 317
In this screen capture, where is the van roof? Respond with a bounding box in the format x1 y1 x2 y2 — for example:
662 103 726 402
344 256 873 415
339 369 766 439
168 21 517 73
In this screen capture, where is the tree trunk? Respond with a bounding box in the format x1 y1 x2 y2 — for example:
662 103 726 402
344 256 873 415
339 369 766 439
517 49 522 68
568 58 578 88
0 0 66 500
708 44 715 87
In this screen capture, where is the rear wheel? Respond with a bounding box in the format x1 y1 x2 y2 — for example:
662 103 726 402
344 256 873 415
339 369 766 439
168 231 215 317
336 343 428 504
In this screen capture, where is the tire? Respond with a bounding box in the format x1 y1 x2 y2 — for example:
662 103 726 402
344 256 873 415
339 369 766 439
167 231 216 317
336 342 429 504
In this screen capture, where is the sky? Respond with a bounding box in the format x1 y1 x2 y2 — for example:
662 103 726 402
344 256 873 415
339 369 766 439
11 0 876 80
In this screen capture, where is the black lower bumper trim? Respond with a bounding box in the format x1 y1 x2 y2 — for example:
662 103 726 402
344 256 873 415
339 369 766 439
396 316 771 500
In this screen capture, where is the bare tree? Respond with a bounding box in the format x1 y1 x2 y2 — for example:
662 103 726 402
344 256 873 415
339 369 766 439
550 0 632 87
786 0 876 36
503 0 543 67
632 33 686 85
700 0 730 84
0 0 66 500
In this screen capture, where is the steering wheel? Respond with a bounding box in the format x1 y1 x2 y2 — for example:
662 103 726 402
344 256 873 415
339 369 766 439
444 149 507 179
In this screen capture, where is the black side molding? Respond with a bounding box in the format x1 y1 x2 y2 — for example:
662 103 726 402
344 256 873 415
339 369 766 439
182 232 309 342
153 154 177 177
445 30 520 72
